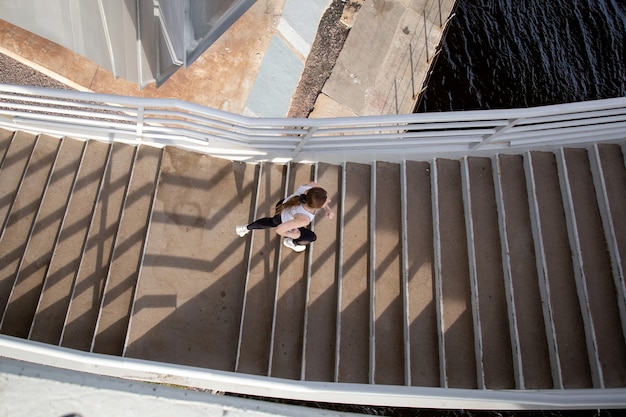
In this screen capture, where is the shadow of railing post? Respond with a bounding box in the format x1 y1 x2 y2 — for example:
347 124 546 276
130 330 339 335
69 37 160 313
409 42 416 100
438 0 443 27
423 10 430 63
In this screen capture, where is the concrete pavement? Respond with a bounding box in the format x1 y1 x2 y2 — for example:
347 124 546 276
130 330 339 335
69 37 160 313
1 357 362 417
314 0 458 117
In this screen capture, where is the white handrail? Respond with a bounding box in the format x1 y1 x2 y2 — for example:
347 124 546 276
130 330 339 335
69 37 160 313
1 334 625 410
1 84 624 163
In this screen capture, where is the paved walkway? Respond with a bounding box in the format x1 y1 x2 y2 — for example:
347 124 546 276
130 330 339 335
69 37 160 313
0 357 360 417
315 0 458 117
0 0 457 117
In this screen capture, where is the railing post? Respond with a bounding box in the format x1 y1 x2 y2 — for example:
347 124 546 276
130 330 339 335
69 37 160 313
409 43 416 99
394 80 399 115
423 11 429 62
438 0 443 27
291 126 318 159
136 105 144 141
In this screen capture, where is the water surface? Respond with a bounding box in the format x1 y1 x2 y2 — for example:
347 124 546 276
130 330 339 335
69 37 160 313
417 0 626 112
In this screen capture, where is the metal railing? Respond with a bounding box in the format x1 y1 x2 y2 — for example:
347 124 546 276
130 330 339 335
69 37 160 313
0 84 625 165
2 334 626 410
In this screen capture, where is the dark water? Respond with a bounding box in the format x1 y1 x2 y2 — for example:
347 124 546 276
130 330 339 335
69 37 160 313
417 0 626 112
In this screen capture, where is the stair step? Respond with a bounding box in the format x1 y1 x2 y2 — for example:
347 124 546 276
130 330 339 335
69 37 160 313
269 162 314 380
60 141 136 351
236 162 285 376
338 161 371 384
373 161 404 385
0 128 14 166
433 158 475 389
494 154 552 389
1 137 84 338
405 160 438 387
0 134 60 329
526 150 592 388
301 162 341 382
29 139 110 345
124 146 255 371
91 145 163 356
559 147 626 388
463 156 514 389
590 144 626 347
0 131 38 237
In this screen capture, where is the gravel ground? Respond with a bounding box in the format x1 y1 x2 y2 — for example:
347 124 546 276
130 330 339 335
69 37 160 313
0 53 72 89
287 0 353 118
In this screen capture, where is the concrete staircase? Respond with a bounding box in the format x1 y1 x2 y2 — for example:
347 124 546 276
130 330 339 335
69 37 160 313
1 127 625 390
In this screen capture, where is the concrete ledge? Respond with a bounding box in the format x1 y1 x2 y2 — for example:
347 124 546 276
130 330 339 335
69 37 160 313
0 357 357 417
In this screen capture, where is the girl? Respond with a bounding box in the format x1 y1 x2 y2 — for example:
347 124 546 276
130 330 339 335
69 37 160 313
236 182 334 252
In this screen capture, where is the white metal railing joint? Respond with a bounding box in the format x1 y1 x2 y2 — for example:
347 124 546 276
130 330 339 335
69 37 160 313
291 126 318 158
137 105 145 140
472 118 520 150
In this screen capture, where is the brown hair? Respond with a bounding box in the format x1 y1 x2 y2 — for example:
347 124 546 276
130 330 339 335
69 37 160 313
275 187 327 215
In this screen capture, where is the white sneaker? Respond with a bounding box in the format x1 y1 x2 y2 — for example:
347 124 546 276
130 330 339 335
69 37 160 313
283 238 306 252
235 225 250 237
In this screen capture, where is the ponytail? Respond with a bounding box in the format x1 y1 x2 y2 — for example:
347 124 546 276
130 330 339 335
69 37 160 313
275 195 302 215
275 187 327 215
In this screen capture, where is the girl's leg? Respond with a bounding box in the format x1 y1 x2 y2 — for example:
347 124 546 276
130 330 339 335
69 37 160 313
293 228 317 245
247 214 282 230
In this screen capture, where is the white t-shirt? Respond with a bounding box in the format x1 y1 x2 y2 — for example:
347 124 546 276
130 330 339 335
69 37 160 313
280 184 315 223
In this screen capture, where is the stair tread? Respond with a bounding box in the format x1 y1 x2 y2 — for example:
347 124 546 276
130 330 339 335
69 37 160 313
530 150 592 388
1 137 84 339
598 144 626 287
269 163 314 380
30 140 110 344
498 154 552 389
405 160 439 387
0 134 60 330
435 158 476 389
302 162 341 382
0 131 37 236
61 141 137 351
92 145 163 356
0 128 14 166
337 162 371 384
563 148 626 387
124 146 254 371
373 161 404 385
235 162 285 376
0 135 59 337
466 157 514 389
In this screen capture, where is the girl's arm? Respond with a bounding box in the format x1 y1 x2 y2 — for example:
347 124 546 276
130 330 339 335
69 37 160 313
322 198 334 219
275 214 310 238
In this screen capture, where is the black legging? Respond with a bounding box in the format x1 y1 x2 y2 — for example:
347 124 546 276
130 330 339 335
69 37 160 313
247 214 317 245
